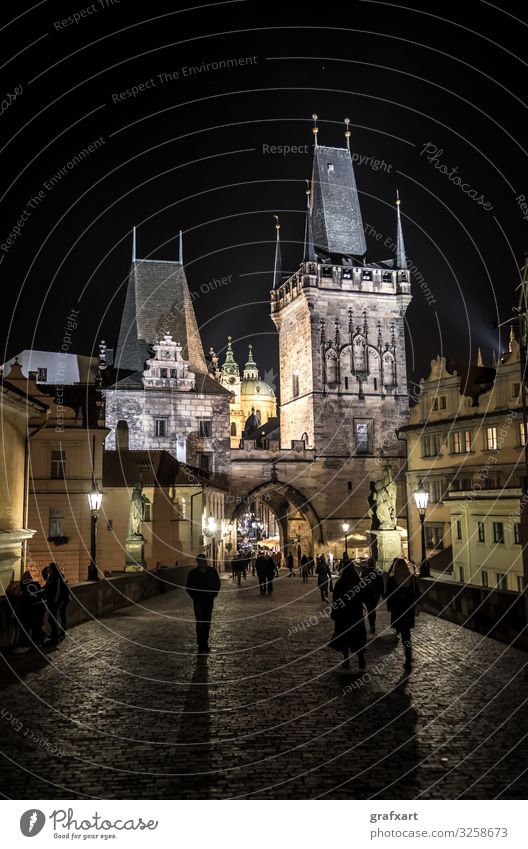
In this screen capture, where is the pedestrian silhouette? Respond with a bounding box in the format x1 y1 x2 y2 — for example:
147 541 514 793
301 554 310 583
316 554 332 603
386 558 419 671
329 562 367 671
186 553 221 654
360 557 385 634
44 563 70 645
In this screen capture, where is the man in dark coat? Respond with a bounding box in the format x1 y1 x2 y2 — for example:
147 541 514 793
255 552 269 595
264 554 275 595
186 554 221 654
20 571 46 645
329 563 367 671
43 563 70 645
287 551 294 577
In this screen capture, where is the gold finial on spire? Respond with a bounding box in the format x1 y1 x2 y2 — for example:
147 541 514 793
312 113 319 146
344 117 351 149
477 347 484 367
509 324 515 351
396 188 401 206
274 213 280 233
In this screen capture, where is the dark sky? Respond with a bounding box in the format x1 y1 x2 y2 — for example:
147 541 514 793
1 0 527 387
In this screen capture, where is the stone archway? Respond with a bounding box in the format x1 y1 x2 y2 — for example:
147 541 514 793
228 480 323 557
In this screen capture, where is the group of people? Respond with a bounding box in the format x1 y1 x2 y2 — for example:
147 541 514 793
330 556 419 672
8 562 70 647
187 550 420 671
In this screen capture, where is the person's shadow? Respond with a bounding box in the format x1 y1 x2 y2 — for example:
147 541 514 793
171 657 213 798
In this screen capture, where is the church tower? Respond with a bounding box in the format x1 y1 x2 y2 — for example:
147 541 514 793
270 117 412 457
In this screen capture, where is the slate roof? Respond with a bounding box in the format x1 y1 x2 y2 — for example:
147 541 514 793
115 260 207 375
309 145 367 260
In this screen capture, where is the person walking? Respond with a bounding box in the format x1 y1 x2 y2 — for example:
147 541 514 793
255 551 268 595
264 554 275 595
315 554 332 603
185 553 221 654
386 558 420 671
287 551 294 577
19 571 46 645
308 554 315 577
300 554 310 583
360 557 385 635
329 562 367 671
44 563 70 645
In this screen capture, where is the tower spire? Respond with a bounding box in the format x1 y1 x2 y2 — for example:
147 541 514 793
509 324 515 352
303 180 315 262
344 117 351 150
477 347 484 367
132 226 136 263
312 113 319 147
272 215 282 289
395 190 408 269
179 229 183 265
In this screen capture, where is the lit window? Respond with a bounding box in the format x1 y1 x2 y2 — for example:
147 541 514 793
493 521 504 544
477 521 485 543
454 430 471 454
514 523 521 545
486 426 498 450
355 422 371 455
48 507 64 538
520 422 526 447
37 367 47 382
155 418 167 437
51 450 66 479
453 432 462 454
327 163 334 173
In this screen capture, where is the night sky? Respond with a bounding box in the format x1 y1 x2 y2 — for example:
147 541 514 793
1 0 526 389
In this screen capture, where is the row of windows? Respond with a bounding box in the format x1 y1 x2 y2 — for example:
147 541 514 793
457 567 524 593
423 423 526 456
455 519 520 545
430 383 522 414
154 418 212 438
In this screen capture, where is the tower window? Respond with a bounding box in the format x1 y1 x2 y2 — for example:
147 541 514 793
116 420 129 450
198 453 212 473
37 367 47 382
230 422 237 436
344 377 349 390
160 368 168 378
327 163 334 173
292 372 300 397
199 420 212 438
354 421 372 455
155 418 167 437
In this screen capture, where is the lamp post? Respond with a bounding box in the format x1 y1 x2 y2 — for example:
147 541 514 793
413 481 429 575
342 521 350 557
87 482 103 581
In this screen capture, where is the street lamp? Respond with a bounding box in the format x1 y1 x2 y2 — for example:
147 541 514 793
342 521 350 557
87 482 103 581
413 481 429 574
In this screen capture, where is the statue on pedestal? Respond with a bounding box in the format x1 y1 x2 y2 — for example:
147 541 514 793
368 464 397 531
128 481 147 538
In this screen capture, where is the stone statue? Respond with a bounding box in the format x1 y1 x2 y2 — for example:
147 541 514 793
128 481 147 538
368 465 397 531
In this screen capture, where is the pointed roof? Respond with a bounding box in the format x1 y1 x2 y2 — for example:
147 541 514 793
395 190 408 269
477 347 484 367
221 336 239 376
115 259 207 375
272 216 282 289
243 344 258 378
309 141 367 259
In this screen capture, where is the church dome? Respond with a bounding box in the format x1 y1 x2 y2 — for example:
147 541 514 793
240 377 276 398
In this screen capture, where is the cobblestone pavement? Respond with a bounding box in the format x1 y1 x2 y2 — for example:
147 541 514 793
1 571 528 799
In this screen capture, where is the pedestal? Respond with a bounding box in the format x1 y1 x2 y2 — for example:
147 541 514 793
125 536 145 571
369 529 403 572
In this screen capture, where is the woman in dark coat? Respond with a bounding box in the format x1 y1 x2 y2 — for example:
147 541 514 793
44 562 70 645
386 558 419 670
329 563 367 671
300 554 310 583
